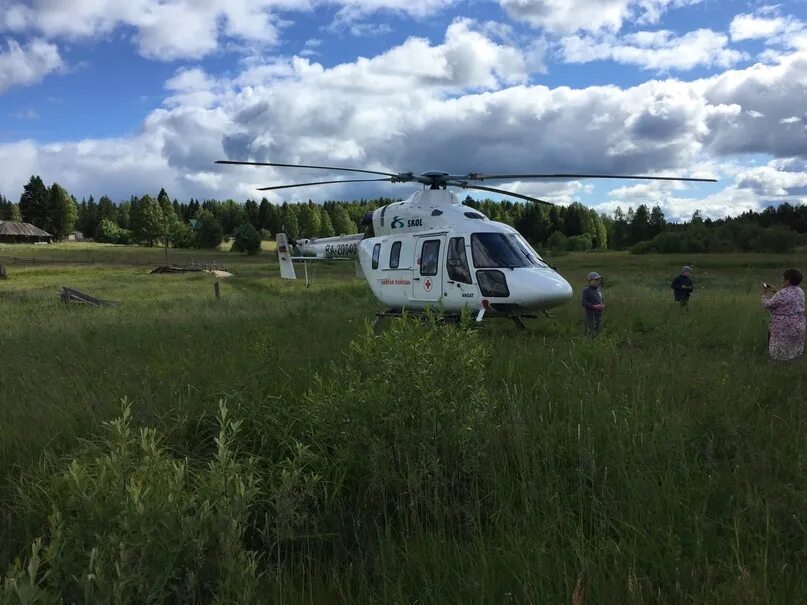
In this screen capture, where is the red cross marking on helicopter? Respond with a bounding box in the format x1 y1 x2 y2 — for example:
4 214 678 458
424 278 432 291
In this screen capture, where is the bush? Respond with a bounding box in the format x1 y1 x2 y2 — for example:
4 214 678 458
299 315 500 520
631 230 737 254
567 233 593 251
546 231 567 254
757 226 798 253
231 223 262 255
93 219 123 244
1 403 261 603
170 221 197 249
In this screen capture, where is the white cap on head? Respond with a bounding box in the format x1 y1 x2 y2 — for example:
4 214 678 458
587 271 602 280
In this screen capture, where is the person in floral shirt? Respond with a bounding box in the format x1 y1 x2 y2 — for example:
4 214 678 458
761 268 805 361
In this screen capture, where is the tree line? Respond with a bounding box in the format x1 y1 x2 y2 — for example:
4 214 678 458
2 175 804 254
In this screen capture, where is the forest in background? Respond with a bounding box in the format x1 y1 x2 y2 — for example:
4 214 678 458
1 175 805 254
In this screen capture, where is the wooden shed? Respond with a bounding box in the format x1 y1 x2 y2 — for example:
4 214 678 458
0 221 53 243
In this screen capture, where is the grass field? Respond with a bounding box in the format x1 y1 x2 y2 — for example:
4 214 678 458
1 242 806 603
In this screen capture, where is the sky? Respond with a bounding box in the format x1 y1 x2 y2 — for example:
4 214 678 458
0 0 805 221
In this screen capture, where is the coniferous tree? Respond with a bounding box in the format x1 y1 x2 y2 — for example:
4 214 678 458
0 195 12 220
629 204 651 245
609 207 629 250
19 175 49 228
258 198 273 232
244 199 260 229
97 196 116 224
649 205 666 238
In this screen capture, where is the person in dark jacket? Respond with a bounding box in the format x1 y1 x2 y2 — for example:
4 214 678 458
671 266 694 309
582 271 605 336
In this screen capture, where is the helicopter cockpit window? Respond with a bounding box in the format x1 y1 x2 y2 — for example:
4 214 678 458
372 243 381 270
447 237 472 284
509 234 548 268
389 241 402 269
471 233 530 269
420 240 440 276
431 209 443 216
464 212 485 219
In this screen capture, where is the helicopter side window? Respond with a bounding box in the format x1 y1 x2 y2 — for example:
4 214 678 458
471 233 530 269
447 237 472 284
389 241 402 269
372 243 381 270
420 240 440 276
477 270 510 297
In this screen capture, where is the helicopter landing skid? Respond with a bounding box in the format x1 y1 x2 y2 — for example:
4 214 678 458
373 309 462 332
373 309 539 332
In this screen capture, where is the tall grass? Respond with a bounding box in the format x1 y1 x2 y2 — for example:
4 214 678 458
2 247 807 602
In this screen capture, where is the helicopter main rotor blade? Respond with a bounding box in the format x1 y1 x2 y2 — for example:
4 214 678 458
216 160 399 178
447 181 554 205
457 173 717 183
256 177 393 191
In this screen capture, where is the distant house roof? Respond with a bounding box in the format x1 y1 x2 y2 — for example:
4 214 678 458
0 221 52 237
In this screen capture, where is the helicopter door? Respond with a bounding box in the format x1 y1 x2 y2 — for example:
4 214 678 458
412 237 444 302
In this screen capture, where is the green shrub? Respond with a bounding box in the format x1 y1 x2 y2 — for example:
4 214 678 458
757 225 798 253
567 233 593 251
170 221 197 249
547 231 567 255
231 223 262 255
300 315 499 520
93 219 123 244
2 402 261 604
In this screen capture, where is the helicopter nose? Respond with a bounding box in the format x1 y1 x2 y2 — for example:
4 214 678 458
539 271 574 308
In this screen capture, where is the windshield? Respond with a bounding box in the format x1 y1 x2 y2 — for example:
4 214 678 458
509 234 548 268
471 233 530 269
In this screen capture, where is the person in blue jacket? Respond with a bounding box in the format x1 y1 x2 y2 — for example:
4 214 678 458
671 266 694 310
582 271 605 336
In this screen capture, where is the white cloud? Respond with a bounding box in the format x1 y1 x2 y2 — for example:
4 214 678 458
561 28 746 71
0 38 62 93
0 21 806 222
731 13 784 41
729 9 807 62
599 157 807 221
499 0 701 33
736 159 807 196
0 0 463 61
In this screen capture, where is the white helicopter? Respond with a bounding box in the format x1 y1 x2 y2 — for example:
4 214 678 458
217 160 715 326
